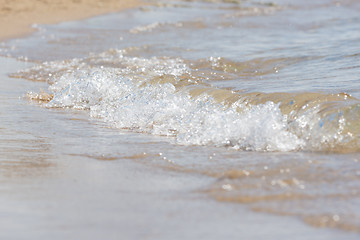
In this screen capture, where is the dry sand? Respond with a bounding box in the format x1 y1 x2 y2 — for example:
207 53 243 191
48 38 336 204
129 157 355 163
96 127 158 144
0 0 143 41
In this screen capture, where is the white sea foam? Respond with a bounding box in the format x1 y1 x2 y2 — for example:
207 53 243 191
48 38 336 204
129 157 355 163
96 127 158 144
21 51 304 152
21 49 360 152
129 22 183 34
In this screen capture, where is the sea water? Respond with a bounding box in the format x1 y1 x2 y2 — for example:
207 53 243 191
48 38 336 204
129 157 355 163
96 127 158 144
1 0 360 237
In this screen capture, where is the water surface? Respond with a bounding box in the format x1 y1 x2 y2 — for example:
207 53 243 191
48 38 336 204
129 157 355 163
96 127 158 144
1 0 360 237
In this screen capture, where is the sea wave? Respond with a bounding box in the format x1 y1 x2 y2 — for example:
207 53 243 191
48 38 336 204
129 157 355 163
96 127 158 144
16 49 360 152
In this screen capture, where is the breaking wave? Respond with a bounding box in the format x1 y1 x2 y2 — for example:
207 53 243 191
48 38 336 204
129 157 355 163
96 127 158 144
15 49 360 152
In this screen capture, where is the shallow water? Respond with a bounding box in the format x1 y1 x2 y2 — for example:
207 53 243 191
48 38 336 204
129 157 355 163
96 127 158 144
1 0 360 237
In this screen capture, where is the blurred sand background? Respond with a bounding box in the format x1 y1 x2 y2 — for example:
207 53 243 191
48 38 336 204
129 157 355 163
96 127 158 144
0 0 142 41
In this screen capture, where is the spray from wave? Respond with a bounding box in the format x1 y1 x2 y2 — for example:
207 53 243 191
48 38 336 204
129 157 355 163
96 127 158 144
15 49 360 152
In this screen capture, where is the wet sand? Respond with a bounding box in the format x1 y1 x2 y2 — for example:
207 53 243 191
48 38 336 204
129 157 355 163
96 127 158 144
0 0 143 40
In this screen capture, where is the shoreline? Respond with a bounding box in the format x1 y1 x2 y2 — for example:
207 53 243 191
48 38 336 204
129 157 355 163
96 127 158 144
0 0 144 41
0 57 355 240
1 0 360 238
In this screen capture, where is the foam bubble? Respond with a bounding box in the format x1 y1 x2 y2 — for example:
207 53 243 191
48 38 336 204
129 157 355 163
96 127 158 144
18 49 359 152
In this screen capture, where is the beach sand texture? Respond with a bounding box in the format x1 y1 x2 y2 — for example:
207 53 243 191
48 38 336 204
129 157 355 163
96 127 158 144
0 0 142 40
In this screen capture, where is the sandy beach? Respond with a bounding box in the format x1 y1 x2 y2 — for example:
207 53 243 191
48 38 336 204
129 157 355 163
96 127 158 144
1 0 360 239
0 0 143 41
